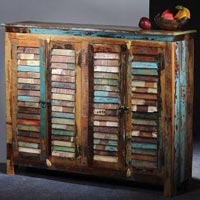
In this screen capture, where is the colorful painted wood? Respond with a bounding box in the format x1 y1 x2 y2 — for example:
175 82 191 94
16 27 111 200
2 21 195 197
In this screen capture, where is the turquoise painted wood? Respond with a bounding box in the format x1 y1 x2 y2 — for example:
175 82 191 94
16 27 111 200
132 68 158 76
18 66 40 72
17 96 37 102
132 61 158 69
39 47 46 140
51 112 75 119
52 129 75 136
94 97 119 103
180 40 187 183
131 143 157 150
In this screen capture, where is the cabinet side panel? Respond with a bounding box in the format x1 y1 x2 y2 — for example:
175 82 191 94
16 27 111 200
163 42 175 197
5 32 14 174
185 37 194 181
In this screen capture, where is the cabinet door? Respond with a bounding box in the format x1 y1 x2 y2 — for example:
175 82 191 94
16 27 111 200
127 44 163 175
89 43 127 170
49 41 81 163
12 39 47 161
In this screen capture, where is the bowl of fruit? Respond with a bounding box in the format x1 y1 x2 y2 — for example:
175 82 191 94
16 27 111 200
154 5 190 30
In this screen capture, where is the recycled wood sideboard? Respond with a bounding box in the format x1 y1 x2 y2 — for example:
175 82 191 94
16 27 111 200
2 21 196 197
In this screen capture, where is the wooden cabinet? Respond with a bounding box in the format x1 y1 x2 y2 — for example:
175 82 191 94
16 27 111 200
2 22 195 197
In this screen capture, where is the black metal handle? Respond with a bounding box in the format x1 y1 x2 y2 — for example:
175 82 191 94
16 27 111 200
118 105 129 115
39 100 51 108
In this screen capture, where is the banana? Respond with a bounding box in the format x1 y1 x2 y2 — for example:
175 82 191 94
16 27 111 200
183 7 191 19
174 5 191 19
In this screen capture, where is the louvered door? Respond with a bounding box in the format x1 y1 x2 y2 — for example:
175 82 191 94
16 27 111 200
128 44 163 174
89 43 127 170
13 39 47 161
49 42 81 162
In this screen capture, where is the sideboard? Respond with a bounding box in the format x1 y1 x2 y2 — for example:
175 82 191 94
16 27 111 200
2 21 196 196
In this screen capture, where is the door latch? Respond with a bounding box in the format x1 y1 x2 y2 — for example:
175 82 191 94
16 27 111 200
39 100 51 108
118 105 129 115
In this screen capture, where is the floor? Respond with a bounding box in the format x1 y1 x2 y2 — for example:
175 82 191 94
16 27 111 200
0 140 199 200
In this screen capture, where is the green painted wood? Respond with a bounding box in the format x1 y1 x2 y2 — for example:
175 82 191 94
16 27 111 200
18 141 39 149
18 125 40 132
131 142 157 150
52 129 75 136
51 112 75 119
52 145 75 153
39 46 46 139
132 69 158 76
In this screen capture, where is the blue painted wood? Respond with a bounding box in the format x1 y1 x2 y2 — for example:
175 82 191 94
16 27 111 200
132 68 158 76
93 144 118 152
132 61 158 69
27 28 175 42
51 112 75 119
174 41 181 185
94 91 111 97
18 66 40 72
180 40 186 183
18 96 37 102
94 97 119 103
93 139 118 146
131 143 157 150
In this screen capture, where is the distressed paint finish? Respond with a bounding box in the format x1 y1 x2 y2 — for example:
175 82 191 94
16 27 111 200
2 21 195 197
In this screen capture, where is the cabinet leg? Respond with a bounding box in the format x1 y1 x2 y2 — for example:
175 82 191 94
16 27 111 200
164 179 176 197
7 143 15 175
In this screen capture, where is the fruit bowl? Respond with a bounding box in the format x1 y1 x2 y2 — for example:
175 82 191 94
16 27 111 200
154 14 188 30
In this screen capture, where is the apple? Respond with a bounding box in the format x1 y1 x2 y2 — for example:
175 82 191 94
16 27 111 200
161 9 174 20
138 17 152 29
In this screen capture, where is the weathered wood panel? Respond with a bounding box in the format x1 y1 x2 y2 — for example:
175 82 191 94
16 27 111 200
130 45 160 171
50 42 77 159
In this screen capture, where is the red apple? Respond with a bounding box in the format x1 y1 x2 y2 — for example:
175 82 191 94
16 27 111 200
161 9 174 20
138 17 152 29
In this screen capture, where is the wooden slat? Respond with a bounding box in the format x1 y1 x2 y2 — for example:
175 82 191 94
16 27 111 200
18 141 39 149
132 154 157 162
52 124 75 131
51 49 75 56
17 53 39 60
17 60 40 66
93 121 119 127
93 155 118 163
51 68 75 76
94 66 119 73
94 53 120 60
17 83 40 90
51 140 75 147
17 72 40 79
94 133 118 140
18 147 41 154
52 150 75 158
131 160 157 169
51 75 75 83
51 63 75 70
52 93 74 101
51 100 75 107
51 55 75 63
94 59 119 66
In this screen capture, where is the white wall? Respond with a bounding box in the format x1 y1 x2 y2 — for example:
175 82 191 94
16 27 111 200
0 0 149 163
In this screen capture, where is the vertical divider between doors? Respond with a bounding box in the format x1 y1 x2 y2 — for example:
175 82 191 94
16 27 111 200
39 40 47 162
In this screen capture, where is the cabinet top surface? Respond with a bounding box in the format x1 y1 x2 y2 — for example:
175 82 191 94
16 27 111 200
2 21 196 41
